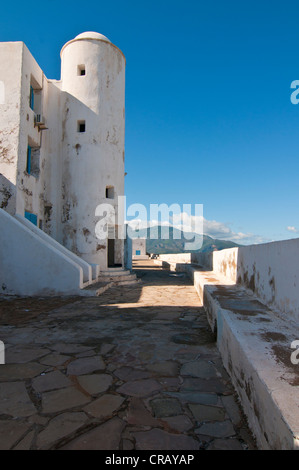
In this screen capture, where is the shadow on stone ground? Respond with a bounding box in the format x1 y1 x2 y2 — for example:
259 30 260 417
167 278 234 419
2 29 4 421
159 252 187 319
0 260 257 450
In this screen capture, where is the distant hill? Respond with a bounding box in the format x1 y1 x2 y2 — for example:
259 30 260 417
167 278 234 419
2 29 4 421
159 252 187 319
129 225 240 254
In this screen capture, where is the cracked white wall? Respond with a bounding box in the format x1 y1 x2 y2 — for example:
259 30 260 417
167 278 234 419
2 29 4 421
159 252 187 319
0 33 126 271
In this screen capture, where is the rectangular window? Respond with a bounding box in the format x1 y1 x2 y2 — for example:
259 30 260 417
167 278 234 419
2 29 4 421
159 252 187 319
77 65 86 76
106 186 114 199
26 145 32 174
77 120 86 133
29 85 34 110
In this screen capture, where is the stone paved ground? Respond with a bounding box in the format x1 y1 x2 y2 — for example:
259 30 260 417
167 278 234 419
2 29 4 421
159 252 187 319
0 260 256 450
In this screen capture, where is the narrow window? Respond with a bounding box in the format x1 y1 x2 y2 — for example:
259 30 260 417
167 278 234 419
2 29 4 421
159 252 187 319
106 186 114 199
29 85 34 110
26 145 32 174
77 120 86 133
77 65 86 76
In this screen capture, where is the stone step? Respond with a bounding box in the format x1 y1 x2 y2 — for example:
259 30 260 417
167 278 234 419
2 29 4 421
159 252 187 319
79 273 141 296
79 281 113 297
100 269 132 277
97 273 137 283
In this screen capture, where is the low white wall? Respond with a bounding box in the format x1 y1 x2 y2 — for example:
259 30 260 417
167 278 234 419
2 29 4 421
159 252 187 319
191 252 213 269
158 253 191 264
211 240 299 323
0 209 84 296
155 238 299 323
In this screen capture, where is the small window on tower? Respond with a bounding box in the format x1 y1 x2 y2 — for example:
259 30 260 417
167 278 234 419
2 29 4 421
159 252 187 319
77 65 86 76
77 120 86 133
106 186 114 199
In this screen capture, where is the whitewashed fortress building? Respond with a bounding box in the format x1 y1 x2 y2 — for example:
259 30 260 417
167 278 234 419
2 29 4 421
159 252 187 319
0 32 137 295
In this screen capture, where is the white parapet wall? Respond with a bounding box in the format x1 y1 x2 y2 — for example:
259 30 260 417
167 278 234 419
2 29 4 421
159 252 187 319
155 242 299 449
211 240 299 323
156 253 192 264
0 208 85 296
158 239 299 323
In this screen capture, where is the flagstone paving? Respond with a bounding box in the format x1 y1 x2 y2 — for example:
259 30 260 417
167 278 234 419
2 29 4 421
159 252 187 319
0 260 256 450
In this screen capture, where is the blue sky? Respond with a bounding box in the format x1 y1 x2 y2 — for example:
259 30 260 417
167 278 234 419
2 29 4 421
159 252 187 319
2 0 299 245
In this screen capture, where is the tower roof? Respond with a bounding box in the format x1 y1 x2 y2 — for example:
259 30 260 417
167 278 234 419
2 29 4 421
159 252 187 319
60 31 112 57
74 32 111 43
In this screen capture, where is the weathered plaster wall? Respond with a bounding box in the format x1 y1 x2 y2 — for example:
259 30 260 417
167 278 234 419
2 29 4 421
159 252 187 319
236 239 299 323
16 43 44 221
60 36 126 268
0 42 62 237
208 240 299 323
39 79 62 240
132 238 147 258
0 42 23 214
0 33 126 274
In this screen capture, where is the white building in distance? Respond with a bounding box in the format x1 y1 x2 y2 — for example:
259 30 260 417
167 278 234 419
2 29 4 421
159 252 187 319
0 32 136 295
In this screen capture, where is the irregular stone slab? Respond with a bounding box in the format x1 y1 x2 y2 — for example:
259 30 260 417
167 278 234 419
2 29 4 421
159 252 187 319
171 330 215 345
122 439 134 450
133 428 199 450
114 367 151 381
207 438 244 450
100 344 115 355
188 404 226 422
220 395 243 426
147 361 179 377
195 420 236 438
41 386 91 413
116 379 162 397
76 350 96 358
181 377 227 394
5 346 51 364
0 382 36 417
0 420 31 450
36 412 88 449
180 360 218 379
0 363 46 381
156 311 181 320
84 394 125 418
165 391 218 405
32 370 71 393
51 343 92 354
126 397 160 427
150 398 182 418
39 353 72 367
77 374 113 395
14 430 35 450
61 417 125 450
158 377 181 389
161 415 193 433
67 356 105 375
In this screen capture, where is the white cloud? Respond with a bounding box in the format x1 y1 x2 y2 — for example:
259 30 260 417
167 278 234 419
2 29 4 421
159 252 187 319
287 226 298 233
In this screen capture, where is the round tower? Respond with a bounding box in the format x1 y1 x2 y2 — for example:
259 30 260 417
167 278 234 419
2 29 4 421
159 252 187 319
60 32 126 270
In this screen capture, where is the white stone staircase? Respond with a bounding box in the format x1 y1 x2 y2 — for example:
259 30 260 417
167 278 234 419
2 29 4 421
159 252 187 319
80 267 141 296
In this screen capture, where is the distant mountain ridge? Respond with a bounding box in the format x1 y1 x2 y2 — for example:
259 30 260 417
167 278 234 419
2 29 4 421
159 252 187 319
129 225 240 254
